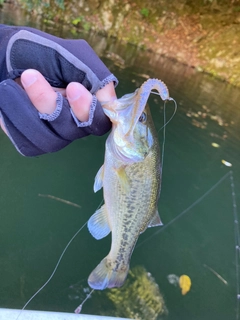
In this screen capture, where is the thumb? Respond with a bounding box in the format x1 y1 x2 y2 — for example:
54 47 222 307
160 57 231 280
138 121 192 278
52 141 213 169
21 69 58 114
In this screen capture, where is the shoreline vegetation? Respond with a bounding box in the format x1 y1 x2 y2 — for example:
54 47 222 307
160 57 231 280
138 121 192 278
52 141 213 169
6 0 240 87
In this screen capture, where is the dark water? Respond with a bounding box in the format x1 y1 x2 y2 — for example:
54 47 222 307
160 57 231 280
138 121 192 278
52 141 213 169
0 3 240 320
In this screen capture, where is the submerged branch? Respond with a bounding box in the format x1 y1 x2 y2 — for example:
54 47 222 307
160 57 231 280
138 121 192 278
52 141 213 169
38 193 81 208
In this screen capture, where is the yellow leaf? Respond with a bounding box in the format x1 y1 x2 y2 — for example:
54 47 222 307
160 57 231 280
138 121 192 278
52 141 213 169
179 275 191 295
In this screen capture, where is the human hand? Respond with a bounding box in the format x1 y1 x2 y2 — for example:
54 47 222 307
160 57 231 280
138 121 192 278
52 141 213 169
0 24 117 156
0 69 116 126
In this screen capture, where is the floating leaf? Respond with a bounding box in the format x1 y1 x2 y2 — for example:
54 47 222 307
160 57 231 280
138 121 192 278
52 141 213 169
221 160 232 167
211 142 220 148
179 275 191 295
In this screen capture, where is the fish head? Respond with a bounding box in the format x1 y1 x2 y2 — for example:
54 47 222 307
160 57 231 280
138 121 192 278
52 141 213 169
102 88 156 163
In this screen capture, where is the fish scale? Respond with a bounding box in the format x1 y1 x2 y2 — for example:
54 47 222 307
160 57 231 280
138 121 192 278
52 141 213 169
87 79 172 290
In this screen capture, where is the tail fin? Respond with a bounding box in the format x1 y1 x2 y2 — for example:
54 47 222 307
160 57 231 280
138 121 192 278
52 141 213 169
88 257 129 290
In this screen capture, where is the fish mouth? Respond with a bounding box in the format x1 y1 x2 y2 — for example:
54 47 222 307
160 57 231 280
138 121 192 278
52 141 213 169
102 91 139 126
103 79 171 143
103 89 144 141
124 88 150 139
101 97 118 110
125 79 171 138
102 91 137 112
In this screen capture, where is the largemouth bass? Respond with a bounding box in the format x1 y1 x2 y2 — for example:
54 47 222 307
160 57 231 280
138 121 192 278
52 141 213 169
87 78 172 290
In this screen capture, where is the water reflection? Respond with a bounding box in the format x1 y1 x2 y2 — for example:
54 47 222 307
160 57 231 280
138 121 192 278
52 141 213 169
106 266 168 319
186 104 229 130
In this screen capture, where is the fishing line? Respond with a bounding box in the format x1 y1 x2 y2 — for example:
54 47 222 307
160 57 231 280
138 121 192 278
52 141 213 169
160 98 177 171
137 170 240 318
150 91 178 132
160 101 167 171
16 221 87 320
136 171 231 248
229 171 240 320
74 289 95 314
150 91 177 181
158 98 178 132
16 198 104 320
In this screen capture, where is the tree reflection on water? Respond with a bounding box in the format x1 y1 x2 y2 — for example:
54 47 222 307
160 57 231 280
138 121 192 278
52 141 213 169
105 265 168 320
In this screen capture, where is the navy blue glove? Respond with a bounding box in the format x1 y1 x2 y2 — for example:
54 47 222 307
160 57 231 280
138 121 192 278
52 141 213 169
0 24 118 156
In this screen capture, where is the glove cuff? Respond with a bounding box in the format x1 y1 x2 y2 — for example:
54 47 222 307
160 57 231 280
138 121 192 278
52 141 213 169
100 73 118 89
70 94 97 128
39 92 62 121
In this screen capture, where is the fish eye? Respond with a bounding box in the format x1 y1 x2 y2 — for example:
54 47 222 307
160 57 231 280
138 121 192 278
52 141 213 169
139 112 147 123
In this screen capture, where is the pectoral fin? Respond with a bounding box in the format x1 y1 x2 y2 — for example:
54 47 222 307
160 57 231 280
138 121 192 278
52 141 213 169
94 165 104 193
148 210 163 228
116 166 130 193
87 205 111 240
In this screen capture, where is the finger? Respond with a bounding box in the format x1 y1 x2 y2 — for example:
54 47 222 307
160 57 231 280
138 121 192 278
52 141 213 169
21 69 57 114
52 87 67 97
96 82 117 103
66 82 92 122
15 75 67 96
